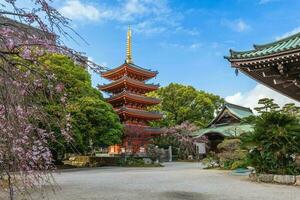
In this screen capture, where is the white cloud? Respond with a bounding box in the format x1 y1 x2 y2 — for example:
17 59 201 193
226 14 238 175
111 0 169 22
125 0 147 15
59 0 101 21
189 42 202 50
259 0 280 4
58 0 197 36
159 42 202 51
222 19 251 32
259 0 272 4
225 84 300 112
276 26 300 40
174 26 200 36
59 0 165 22
117 0 181 35
133 21 167 35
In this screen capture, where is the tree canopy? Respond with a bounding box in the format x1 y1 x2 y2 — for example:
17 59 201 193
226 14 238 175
40 54 123 157
147 83 223 127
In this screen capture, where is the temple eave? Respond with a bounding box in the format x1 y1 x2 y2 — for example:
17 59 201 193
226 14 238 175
108 99 160 105
98 76 159 92
238 68 300 101
119 112 162 120
228 49 300 64
99 83 159 92
107 92 161 105
116 107 163 120
101 63 158 79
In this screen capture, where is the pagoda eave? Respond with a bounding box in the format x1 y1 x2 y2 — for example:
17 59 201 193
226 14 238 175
98 77 159 92
101 63 158 81
106 91 160 105
124 124 162 136
116 107 162 120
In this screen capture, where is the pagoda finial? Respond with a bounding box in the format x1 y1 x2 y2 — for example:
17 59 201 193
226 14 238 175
126 25 133 64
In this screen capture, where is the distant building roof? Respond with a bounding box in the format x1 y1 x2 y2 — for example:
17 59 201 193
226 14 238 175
191 102 254 138
208 102 253 126
223 102 253 119
192 124 253 138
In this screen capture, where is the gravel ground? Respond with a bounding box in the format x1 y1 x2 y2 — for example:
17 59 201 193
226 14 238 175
1 162 300 200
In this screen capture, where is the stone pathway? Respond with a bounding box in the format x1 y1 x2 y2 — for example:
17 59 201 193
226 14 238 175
1 162 299 200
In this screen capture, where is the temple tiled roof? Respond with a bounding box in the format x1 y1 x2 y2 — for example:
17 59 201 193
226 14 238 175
98 76 159 91
224 103 253 119
191 103 254 138
227 32 300 60
208 102 253 126
116 106 163 120
107 91 160 104
191 124 253 138
128 63 158 74
101 62 158 77
124 124 162 134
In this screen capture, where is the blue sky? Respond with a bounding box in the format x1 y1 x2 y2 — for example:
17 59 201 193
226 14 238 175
10 0 300 108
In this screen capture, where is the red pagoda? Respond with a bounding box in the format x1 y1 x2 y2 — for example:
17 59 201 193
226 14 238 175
99 27 162 154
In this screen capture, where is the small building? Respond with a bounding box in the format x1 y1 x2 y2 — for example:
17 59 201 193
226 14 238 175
225 32 300 102
192 102 253 152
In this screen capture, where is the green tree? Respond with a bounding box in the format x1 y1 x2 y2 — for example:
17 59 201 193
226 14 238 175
40 54 101 101
281 103 300 117
68 97 123 153
254 98 280 114
147 83 223 127
39 54 122 159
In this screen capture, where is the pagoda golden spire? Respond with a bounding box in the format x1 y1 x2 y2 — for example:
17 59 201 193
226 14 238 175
126 26 132 64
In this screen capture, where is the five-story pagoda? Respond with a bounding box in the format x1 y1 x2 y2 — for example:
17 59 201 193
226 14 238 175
99 27 162 154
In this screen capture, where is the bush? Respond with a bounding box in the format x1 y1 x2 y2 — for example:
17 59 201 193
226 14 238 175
217 138 241 151
241 111 300 175
202 152 219 169
216 139 247 170
147 144 163 162
118 157 162 167
230 160 248 170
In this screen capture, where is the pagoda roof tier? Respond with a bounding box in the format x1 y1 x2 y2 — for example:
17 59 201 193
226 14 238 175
226 32 300 101
101 62 158 81
116 106 162 120
124 124 162 136
107 91 160 105
98 76 159 93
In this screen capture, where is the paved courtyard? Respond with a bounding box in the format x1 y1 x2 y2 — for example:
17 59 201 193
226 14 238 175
2 162 300 200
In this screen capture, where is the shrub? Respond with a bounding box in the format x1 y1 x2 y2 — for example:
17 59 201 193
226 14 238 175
230 160 248 170
241 111 300 175
147 144 163 162
216 139 247 169
118 157 162 167
217 138 241 151
202 152 219 169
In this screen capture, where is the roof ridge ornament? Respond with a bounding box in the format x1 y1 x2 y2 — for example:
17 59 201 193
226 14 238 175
126 25 133 64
